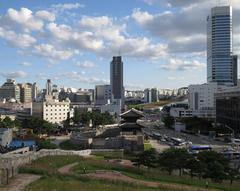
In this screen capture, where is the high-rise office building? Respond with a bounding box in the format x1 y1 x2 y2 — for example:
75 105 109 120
207 6 238 86
0 79 20 102
46 79 52 96
32 82 38 101
110 56 124 108
19 83 32 103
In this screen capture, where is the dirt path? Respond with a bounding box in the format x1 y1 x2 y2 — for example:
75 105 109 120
1 162 78 191
85 171 220 191
58 162 78 174
1 174 41 191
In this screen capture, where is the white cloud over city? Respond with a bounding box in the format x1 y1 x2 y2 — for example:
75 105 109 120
0 0 239 88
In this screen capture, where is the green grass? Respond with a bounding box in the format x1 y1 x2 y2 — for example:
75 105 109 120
72 158 240 191
144 141 152 151
25 176 165 191
128 100 173 110
19 155 83 175
91 151 124 159
20 155 240 191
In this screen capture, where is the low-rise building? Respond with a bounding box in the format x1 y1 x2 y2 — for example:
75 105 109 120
101 100 121 122
170 107 193 118
32 98 72 124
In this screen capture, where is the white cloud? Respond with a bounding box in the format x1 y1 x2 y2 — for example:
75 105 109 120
132 8 154 24
2 8 44 32
1 71 27 78
76 61 97 68
0 27 36 48
32 44 74 61
132 2 240 54
79 16 112 29
47 17 167 59
20 62 31 67
35 10 55 22
63 72 109 85
160 58 205 71
51 3 84 12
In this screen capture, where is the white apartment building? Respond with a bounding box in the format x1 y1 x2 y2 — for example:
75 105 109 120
32 98 72 124
188 83 218 119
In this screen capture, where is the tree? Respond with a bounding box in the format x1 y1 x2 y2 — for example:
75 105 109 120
21 117 57 135
162 116 174 129
186 156 205 178
158 148 191 176
132 148 158 169
158 148 178 175
226 168 240 184
174 148 191 176
38 139 57 149
183 117 213 134
0 116 16 128
197 151 230 182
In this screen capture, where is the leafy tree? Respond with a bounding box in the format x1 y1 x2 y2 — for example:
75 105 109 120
0 116 16 128
72 109 114 127
158 148 178 175
132 148 158 169
21 117 57 135
226 168 240 184
162 116 174 129
183 117 213 134
197 151 229 182
186 156 205 178
158 148 190 176
174 148 191 176
72 110 92 126
38 139 57 149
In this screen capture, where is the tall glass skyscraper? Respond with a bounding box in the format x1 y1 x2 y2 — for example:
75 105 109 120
110 56 124 108
207 6 238 86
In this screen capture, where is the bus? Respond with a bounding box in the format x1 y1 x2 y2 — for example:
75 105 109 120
189 145 212 154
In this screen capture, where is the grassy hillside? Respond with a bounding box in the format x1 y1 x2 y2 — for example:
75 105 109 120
19 155 240 191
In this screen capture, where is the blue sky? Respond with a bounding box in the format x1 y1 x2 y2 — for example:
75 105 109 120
0 0 239 90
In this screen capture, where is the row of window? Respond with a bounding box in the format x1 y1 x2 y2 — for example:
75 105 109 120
45 104 68 107
46 109 69 112
45 113 67 116
45 117 67 120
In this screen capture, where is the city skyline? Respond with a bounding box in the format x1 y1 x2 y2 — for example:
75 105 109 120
0 0 240 90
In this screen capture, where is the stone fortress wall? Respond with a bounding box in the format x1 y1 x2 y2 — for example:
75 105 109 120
0 149 91 185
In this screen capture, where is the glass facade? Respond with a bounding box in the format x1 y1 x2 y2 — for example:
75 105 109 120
207 6 237 86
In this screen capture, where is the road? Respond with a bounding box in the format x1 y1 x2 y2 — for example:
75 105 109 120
142 120 229 152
